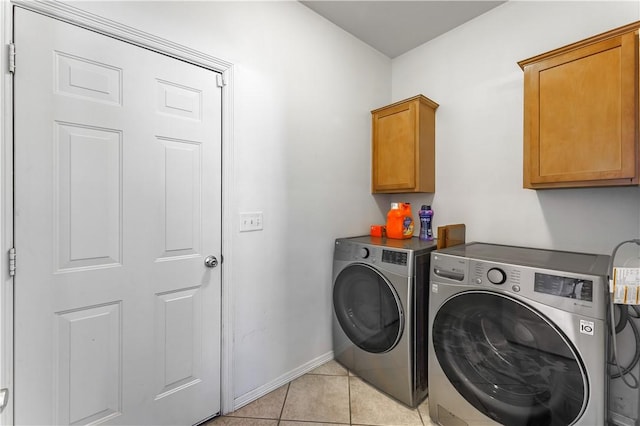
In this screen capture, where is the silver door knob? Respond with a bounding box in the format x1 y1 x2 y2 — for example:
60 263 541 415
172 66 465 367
204 255 218 268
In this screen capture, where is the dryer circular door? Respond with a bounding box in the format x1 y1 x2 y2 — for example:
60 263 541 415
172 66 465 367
333 263 404 354
432 290 587 426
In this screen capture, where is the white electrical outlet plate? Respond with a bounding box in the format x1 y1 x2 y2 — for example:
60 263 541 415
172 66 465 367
239 212 263 232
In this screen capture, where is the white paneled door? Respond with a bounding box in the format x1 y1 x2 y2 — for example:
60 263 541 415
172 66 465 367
13 8 222 425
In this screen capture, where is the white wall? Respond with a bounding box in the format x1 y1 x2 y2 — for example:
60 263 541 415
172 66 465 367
8 0 640 417
62 0 391 407
392 1 640 258
392 5 640 420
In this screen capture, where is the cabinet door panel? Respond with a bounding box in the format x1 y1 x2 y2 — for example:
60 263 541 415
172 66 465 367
538 45 623 179
373 104 417 191
371 95 437 194
522 27 638 188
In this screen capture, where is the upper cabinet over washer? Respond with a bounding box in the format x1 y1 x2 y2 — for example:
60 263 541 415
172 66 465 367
371 95 439 193
518 21 640 189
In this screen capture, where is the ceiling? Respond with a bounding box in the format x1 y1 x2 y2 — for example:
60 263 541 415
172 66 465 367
300 1 506 58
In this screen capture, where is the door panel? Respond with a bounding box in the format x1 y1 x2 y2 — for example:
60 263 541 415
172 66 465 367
14 8 222 425
159 138 201 258
56 123 122 270
55 302 122 425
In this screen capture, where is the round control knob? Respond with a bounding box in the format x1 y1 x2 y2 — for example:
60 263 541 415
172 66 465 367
359 247 370 259
487 268 507 285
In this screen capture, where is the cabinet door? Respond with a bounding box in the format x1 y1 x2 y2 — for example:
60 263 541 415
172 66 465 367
373 102 418 192
372 100 418 192
523 30 638 188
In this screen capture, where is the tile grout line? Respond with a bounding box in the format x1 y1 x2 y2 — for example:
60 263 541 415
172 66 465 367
277 382 291 425
416 399 425 426
280 369 352 425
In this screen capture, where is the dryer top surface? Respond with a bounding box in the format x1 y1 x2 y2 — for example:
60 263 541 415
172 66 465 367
437 242 610 276
336 235 437 254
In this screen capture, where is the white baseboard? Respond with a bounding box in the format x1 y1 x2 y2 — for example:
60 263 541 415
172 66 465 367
231 350 334 413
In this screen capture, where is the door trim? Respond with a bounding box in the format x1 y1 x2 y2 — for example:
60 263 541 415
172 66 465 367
1 1 236 422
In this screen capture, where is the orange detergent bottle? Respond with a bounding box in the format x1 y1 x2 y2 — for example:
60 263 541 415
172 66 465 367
386 202 414 239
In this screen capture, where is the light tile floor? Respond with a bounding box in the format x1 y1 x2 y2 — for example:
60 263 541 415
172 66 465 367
205 360 436 426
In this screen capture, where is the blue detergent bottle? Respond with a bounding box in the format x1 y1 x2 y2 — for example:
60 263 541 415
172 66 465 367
419 205 434 241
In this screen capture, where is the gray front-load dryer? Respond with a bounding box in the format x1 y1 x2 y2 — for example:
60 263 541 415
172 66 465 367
332 235 437 407
428 242 610 426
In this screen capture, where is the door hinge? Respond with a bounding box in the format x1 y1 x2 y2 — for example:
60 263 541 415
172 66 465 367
0 388 8 413
216 73 225 88
8 42 15 74
9 248 16 277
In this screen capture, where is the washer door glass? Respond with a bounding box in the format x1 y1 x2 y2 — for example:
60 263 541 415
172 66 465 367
433 291 587 426
333 263 404 353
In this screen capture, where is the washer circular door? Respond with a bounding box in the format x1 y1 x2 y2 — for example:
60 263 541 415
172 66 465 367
432 290 587 426
333 263 404 354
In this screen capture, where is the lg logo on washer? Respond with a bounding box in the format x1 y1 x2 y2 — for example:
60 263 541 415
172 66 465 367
580 319 595 335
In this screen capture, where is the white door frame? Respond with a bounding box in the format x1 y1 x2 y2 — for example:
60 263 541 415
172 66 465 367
0 1 236 423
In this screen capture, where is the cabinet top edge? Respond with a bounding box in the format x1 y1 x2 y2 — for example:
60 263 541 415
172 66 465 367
517 20 640 70
371 94 439 114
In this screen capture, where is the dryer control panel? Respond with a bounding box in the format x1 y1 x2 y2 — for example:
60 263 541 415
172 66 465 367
382 250 408 266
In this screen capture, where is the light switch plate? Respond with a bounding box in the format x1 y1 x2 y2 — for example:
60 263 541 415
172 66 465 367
239 212 263 232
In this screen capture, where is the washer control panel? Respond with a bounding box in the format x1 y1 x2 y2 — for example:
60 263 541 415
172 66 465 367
430 245 606 318
469 261 594 301
359 247 370 259
431 252 600 314
471 261 522 289
533 272 594 302
487 267 507 285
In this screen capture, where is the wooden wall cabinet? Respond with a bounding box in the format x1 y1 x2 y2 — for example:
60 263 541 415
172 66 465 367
371 95 439 193
518 22 640 189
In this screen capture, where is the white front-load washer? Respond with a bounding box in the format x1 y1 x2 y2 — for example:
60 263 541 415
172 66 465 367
332 235 437 407
428 242 610 426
